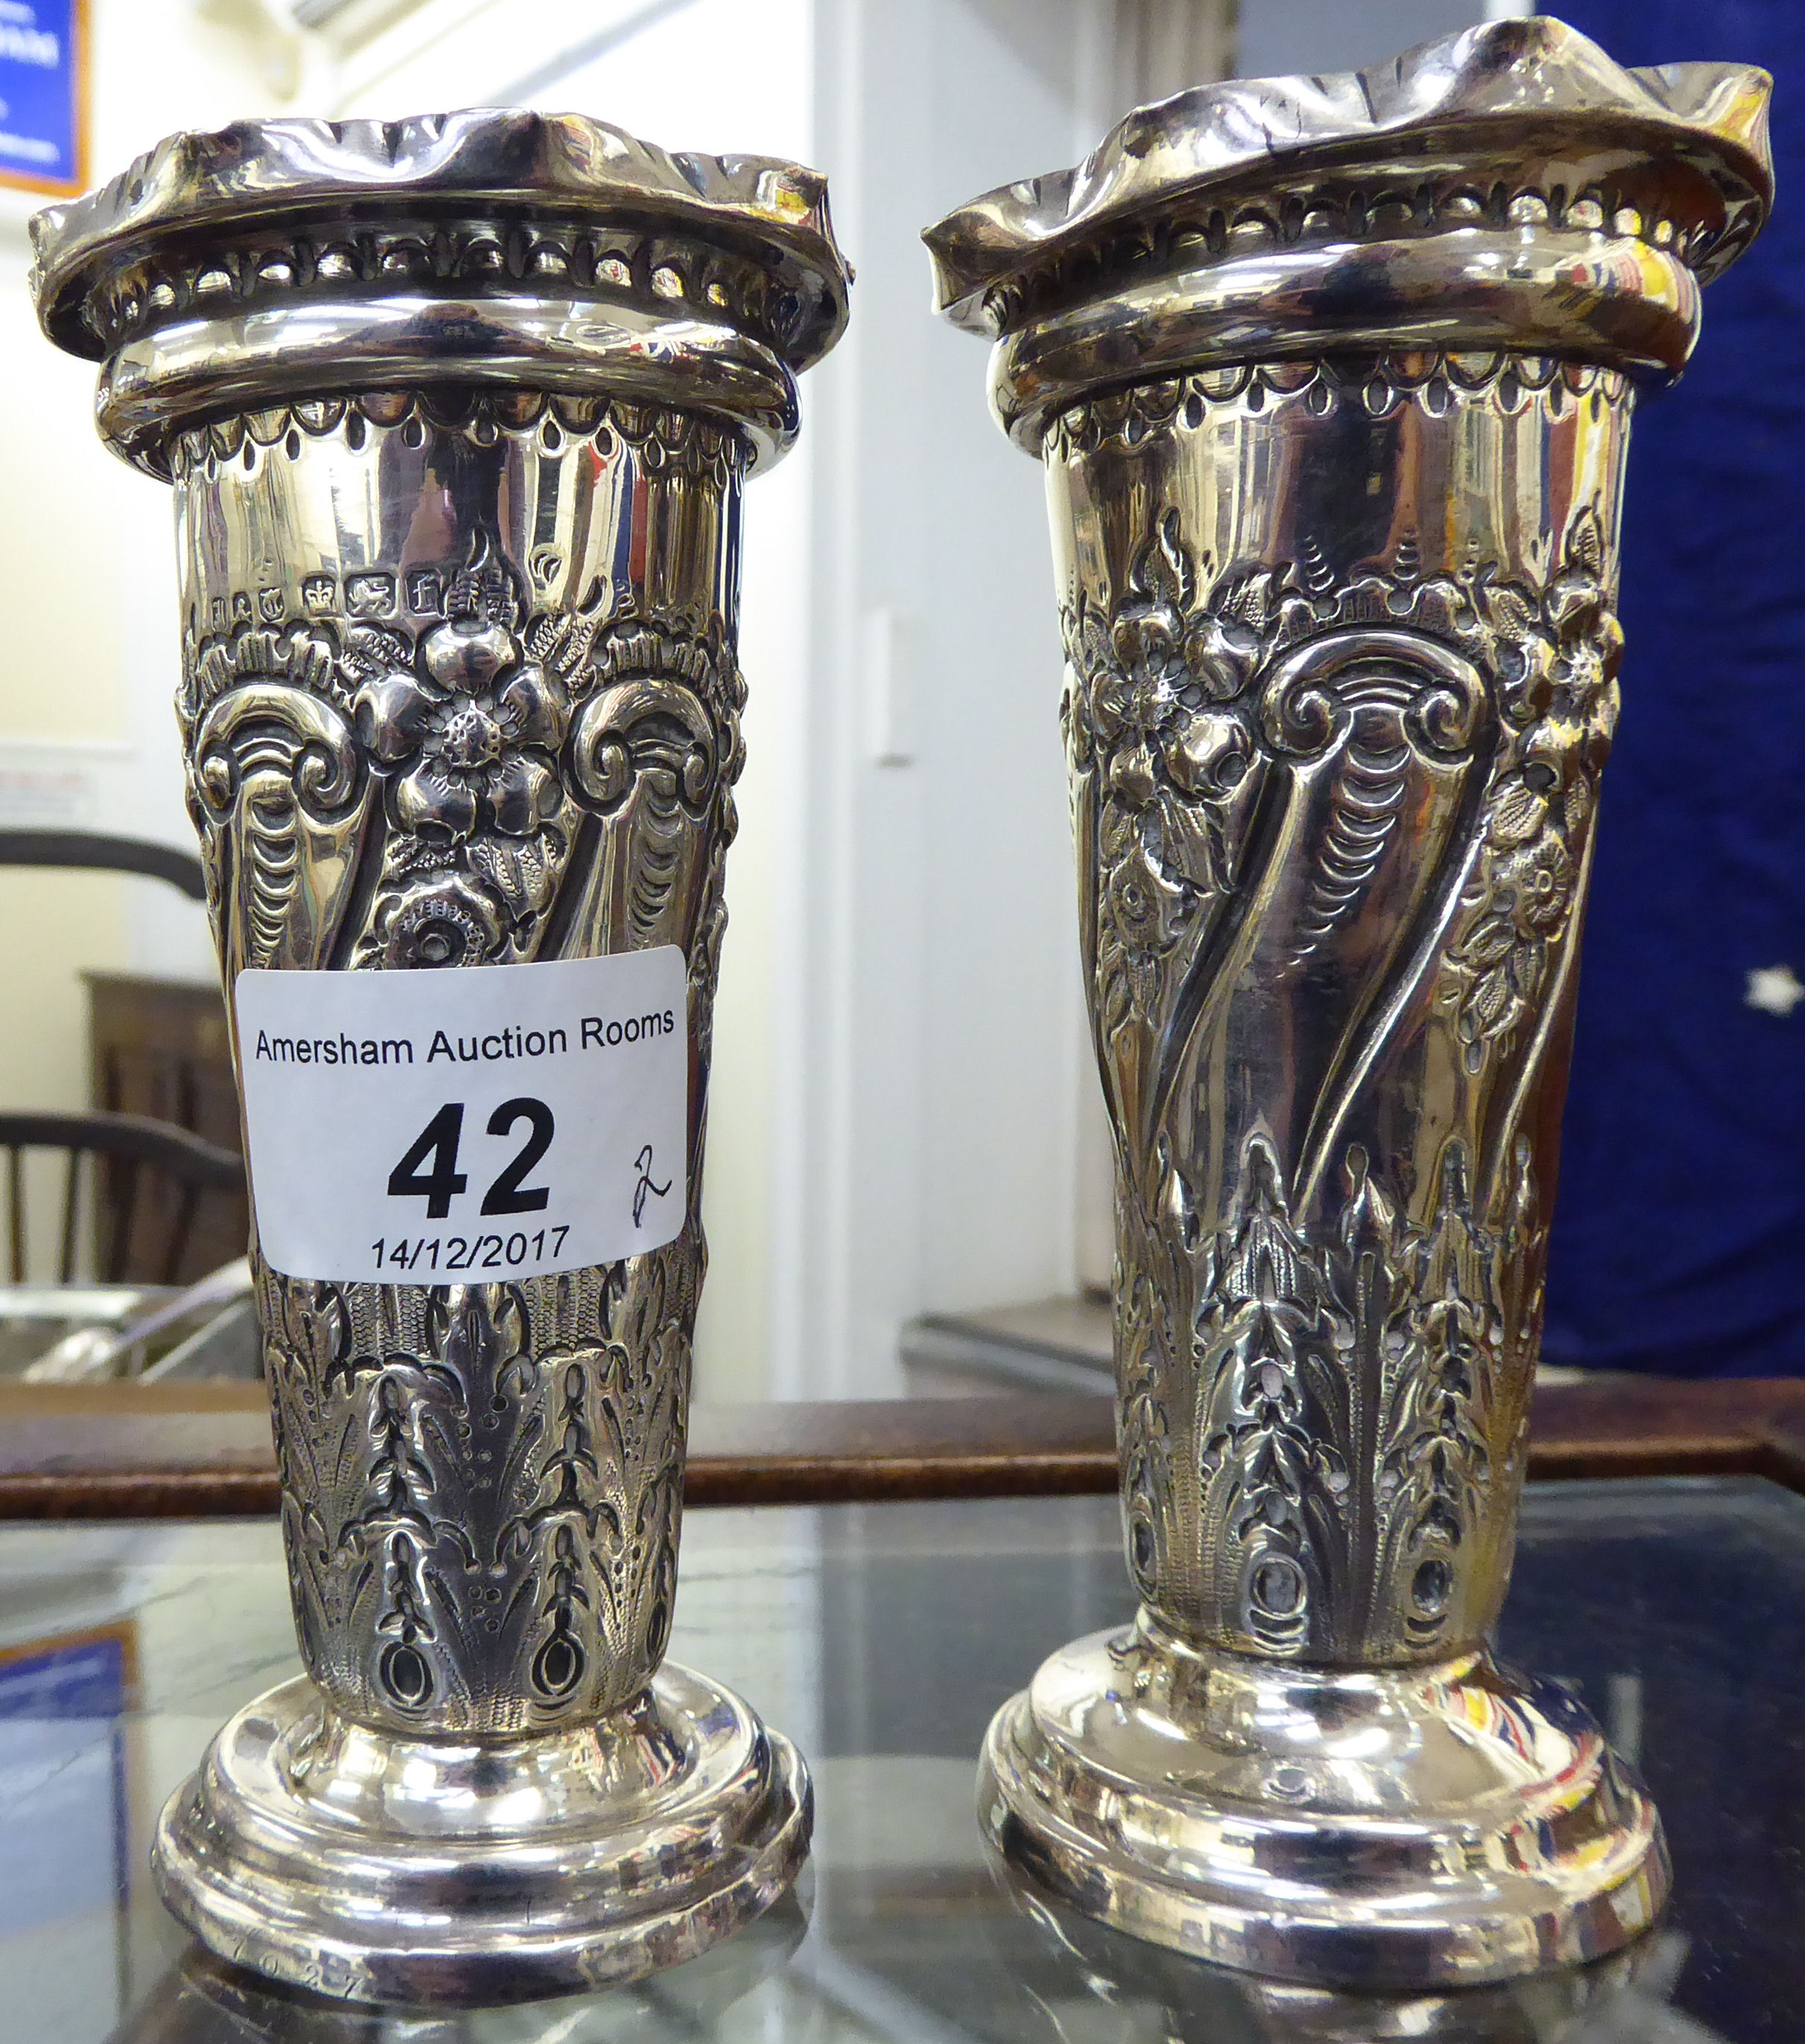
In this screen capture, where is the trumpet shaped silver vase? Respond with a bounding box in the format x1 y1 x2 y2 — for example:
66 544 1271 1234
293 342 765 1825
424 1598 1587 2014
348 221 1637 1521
33 112 848 2003
926 18 1770 1989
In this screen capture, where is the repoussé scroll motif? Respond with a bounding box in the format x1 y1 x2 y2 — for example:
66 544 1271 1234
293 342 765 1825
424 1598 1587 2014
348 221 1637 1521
1063 481 1617 1663
177 392 742 1733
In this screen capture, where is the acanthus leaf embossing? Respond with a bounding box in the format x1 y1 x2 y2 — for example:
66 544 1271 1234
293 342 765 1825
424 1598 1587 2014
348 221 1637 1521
184 392 742 1736
1063 481 1617 1664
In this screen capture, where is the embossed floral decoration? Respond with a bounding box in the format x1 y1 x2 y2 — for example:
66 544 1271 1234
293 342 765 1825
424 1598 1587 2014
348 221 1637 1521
1448 511 1622 1069
339 538 605 969
1045 500 1608 1661
352 550 569 844
1177 1132 1535 1659
1066 512 1261 1033
1195 1136 1351 1652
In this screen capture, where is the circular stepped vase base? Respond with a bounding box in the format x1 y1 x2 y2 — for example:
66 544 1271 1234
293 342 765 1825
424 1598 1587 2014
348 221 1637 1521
979 1614 1667 1990
153 1665 811 2006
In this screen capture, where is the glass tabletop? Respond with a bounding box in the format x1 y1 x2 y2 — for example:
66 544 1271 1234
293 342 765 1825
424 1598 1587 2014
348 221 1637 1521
0 1475 1797 2043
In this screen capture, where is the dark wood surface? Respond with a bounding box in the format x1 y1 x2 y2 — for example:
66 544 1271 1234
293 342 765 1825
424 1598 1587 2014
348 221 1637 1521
0 1376 1800 1520
86 971 247 1283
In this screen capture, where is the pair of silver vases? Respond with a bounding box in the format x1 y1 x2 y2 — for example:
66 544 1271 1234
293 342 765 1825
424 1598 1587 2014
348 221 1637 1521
33 14 1771 2010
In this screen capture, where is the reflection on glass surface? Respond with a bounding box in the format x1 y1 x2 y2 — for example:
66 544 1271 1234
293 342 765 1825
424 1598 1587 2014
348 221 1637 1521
993 1880 1705 2042
115 1898 812 2042
0 1477 1792 2041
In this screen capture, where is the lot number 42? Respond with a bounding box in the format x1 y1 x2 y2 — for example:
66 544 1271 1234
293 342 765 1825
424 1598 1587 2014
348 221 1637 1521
387 1099 555 1219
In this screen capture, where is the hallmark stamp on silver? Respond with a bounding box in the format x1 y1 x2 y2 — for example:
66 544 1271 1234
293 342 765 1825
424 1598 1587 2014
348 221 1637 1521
234 949 687 1282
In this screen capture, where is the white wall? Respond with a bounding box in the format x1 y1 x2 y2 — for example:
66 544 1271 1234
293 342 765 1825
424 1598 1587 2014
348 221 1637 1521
783 0 1108 1398
340 0 1102 1402
1238 0 1486 76
0 1 279 1217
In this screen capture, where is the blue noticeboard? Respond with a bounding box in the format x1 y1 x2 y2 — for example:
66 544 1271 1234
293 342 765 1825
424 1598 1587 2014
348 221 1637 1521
0 1627 133 1938
0 0 83 197
1539 0 1804 1378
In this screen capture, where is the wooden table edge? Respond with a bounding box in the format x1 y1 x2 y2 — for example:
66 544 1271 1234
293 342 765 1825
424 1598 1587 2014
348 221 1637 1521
0 1377 1796 1518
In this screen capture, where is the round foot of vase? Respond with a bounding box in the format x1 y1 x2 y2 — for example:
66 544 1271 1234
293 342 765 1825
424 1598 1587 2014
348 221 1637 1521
978 1615 1667 1990
153 1666 812 2006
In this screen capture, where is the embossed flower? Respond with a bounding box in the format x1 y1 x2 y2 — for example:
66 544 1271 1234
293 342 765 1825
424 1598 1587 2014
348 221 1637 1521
1546 600 1622 786
1546 564 1611 650
1455 522 1623 1073
1190 614 1262 703
1449 780 1574 1064
1495 628 1558 725
1104 835 1187 957
1168 707 1253 798
354 617 568 839
1541 515 1622 736
1072 532 1273 1038
1092 641 1179 809
1084 575 1262 819
380 871 504 969
1494 824 1575 936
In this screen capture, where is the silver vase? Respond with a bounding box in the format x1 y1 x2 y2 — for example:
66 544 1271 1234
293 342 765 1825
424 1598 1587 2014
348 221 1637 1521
926 19 1769 1987
32 111 848 2003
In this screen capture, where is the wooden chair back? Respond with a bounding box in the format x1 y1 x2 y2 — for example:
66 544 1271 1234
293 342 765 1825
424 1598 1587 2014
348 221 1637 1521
0 1109 244 1286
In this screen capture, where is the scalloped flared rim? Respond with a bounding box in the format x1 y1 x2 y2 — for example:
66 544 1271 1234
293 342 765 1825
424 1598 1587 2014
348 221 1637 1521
32 105 850 370
925 16 1771 331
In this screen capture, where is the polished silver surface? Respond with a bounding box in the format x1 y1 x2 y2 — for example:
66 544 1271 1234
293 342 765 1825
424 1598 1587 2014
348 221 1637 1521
924 18 1771 448
926 16 1771 1990
1002 1882 1672 2043
32 108 850 473
156 1669 811 2004
981 1621 1665 1987
33 113 849 2004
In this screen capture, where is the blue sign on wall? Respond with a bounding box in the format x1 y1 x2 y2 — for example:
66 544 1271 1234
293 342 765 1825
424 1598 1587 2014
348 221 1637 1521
0 0 83 197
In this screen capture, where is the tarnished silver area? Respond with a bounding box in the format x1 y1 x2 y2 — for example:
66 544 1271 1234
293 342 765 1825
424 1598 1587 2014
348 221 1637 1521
925 17 1770 447
927 16 1769 1990
34 115 848 2003
33 109 849 472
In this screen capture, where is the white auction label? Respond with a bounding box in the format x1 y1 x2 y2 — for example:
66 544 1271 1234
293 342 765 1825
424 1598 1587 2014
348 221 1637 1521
233 949 687 1284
